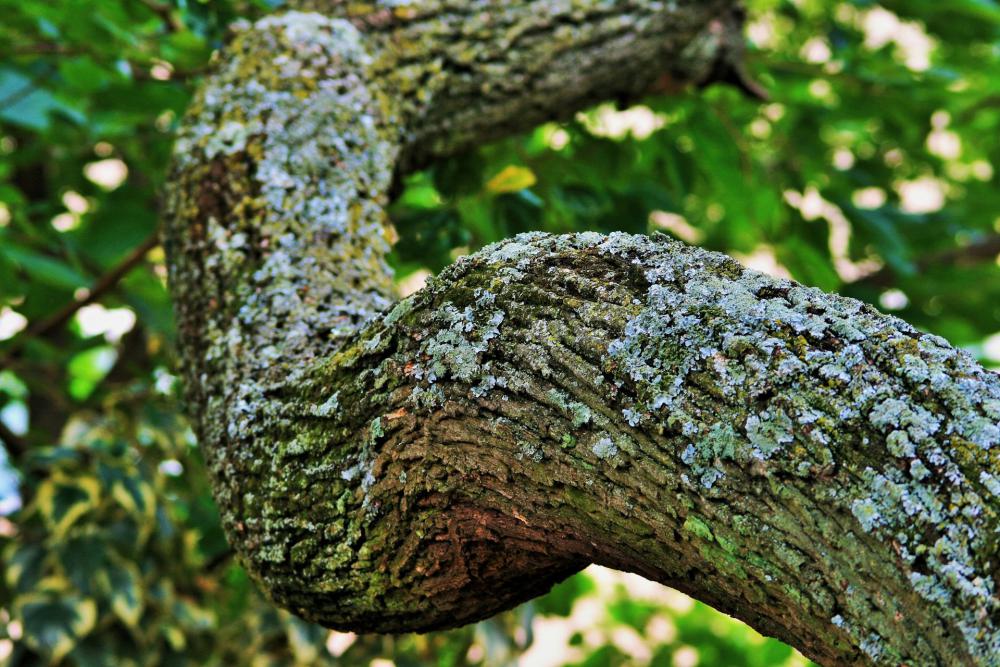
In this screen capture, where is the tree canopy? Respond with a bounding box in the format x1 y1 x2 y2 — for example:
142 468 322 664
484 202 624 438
1 1 999 665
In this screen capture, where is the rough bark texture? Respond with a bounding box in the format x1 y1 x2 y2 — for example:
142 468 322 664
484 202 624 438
163 3 1000 666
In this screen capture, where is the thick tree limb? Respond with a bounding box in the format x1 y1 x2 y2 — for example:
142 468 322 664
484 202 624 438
164 4 1000 666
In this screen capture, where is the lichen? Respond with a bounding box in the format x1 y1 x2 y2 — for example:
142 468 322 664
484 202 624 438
411 300 505 395
745 409 794 460
591 437 619 460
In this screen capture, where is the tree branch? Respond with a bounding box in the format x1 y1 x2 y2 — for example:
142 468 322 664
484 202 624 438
164 6 1000 666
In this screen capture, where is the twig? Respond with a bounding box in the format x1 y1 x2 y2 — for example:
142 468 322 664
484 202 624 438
0 231 160 371
138 0 184 33
204 548 234 572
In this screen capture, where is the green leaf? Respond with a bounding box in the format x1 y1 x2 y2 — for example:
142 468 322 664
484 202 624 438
172 596 217 632
1 244 89 291
36 473 101 538
18 593 97 663
67 345 118 400
486 165 537 194
108 562 144 628
0 68 81 131
5 543 47 593
534 572 595 617
493 191 543 236
433 150 486 198
777 237 841 292
847 204 917 277
58 57 113 93
59 534 108 596
111 474 154 519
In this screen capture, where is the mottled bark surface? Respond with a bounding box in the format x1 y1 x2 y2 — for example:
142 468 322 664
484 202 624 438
163 3 1000 666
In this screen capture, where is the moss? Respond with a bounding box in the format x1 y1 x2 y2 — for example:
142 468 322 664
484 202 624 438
683 515 714 542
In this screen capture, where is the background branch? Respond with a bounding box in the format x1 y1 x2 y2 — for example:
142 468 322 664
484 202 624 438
0 419 26 459
853 232 1000 288
0 231 160 372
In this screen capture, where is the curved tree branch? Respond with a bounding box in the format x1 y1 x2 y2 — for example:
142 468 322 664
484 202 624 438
164 4 1000 666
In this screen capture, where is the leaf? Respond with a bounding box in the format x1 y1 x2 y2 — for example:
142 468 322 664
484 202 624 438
777 237 841 292
59 534 108 595
493 191 543 236
121 267 175 340
5 543 47 593
172 596 217 632
432 150 486 198
486 165 537 194
58 57 112 93
67 345 118 400
72 191 157 268
0 247 23 301
161 624 186 651
36 473 101 538
111 474 155 521
0 244 89 291
534 572 595 617
108 562 144 628
0 68 81 131
18 594 97 664
391 208 469 272
283 614 325 664
163 31 211 69
843 203 917 277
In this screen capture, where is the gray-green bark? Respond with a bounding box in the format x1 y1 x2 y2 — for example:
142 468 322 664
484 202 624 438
163 3 1000 665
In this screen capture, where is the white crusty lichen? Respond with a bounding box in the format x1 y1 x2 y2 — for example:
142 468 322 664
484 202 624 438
412 302 505 390
592 437 619 460
171 10 402 442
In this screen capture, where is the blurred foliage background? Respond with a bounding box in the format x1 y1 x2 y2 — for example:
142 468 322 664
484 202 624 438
2 0 1000 664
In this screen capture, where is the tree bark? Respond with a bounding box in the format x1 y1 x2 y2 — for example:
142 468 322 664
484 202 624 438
163 3 1000 665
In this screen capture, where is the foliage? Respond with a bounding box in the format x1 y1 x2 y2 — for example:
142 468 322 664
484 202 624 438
1 0 999 664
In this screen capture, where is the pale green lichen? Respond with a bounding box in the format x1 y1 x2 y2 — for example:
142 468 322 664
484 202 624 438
745 409 794 460
546 388 594 427
683 515 714 542
412 301 505 392
313 391 340 417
